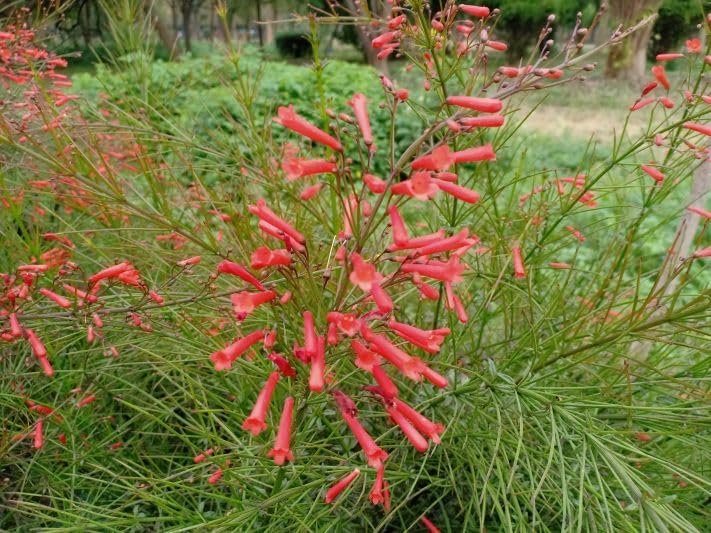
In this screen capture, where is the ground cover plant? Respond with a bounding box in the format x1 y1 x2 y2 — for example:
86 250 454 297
1 1 710 530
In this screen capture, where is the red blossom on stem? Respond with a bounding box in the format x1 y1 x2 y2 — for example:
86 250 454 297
268 396 295 465
324 468 361 504
242 371 280 436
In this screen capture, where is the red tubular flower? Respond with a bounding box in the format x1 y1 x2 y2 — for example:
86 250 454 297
77 395 96 408
370 463 387 505
37 288 71 308
451 143 496 164
385 402 428 452
338 407 388 467
362 326 424 381
87 261 132 285
37 357 54 377
486 40 508 52
33 419 44 449
309 336 326 392
550 262 572 269
282 158 336 181
391 171 440 200
565 226 586 242
303 311 318 357
392 398 444 443
217 260 265 291
327 312 361 336
370 283 394 314
327 322 339 345
268 396 295 465
655 53 684 61
300 183 323 201
401 256 466 284
499 66 521 78
249 199 306 244
421 516 441 533
349 253 382 291
388 230 446 252
651 65 670 90
692 247 711 258
641 164 665 183
251 247 292 270
231 290 277 320
687 206 711 219
25 328 47 358
193 448 214 463
348 93 374 148
370 364 399 398
9 312 23 337
420 363 448 388
388 320 449 354
686 38 702 53
659 97 674 109
268 352 297 377
388 206 410 245
325 468 361 504
432 179 481 203
446 95 502 113
274 105 342 151
210 330 265 371
630 97 655 111
512 246 526 279
683 122 711 136
411 145 455 171
363 173 387 193
459 4 490 17
177 255 201 267
371 31 398 49
208 468 223 485
243 371 280 435
258 220 306 253
350 339 382 371
460 114 505 128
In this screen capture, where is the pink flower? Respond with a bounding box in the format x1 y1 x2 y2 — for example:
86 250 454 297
282 158 336 181
250 247 292 269
268 352 297 377
327 312 361 336
640 164 665 183
369 364 399 398
411 145 455 171
421 516 441 533
460 114 505 128
401 256 466 284
274 105 342 151
391 171 440 200
300 183 323 201
303 311 318 358
388 205 410 245
207 468 223 485
371 31 398 49
385 402 428 452
651 65 670 90
242 371 280 436
309 336 326 392
451 143 496 164
458 4 490 18
348 93 374 149
325 468 361 504
88 261 132 285
446 95 502 113
193 448 214 463
350 339 382 371
363 173 387 193
362 325 424 381
693 247 711 258
630 98 655 111
349 253 382 291
230 290 276 320
392 398 444 443
369 463 387 505
683 122 711 136
686 38 702 53
370 282 394 314
38 288 71 308
655 53 684 61
210 330 265 371
335 391 388 468
268 396 295 465
249 199 306 244
217 259 266 291
433 179 481 203
388 319 449 353
687 206 711 219
512 246 526 279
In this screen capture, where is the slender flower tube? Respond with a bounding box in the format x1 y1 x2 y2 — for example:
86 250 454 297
630 98 655 111
432 179 481 203
282 158 336 181
388 230 446 252
391 171 440 200
651 65 670 90
446 95 502 112
242 371 280 435
88 261 132 285
210 330 265 371
25 328 47 358
451 144 496 164
388 206 410 245
9 313 22 338
401 256 466 283
385 402 428 452
33 419 44 449
687 206 711 219
370 283 394 314
231 290 277 320
349 253 382 291
217 260 265 291
363 173 387 193
303 311 318 357
683 122 711 136
268 352 297 377
656 53 684 61
274 105 342 151
371 31 398 48
38 288 71 308
460 115 505 128
208 468 223 485
193 448 214 463
640 164 665 183
370 364 399 398
300 183 323 201
411 145 454 171
370 463 387 505
512 246 526 279
258 220 306 253
250 247 292 269
309 336 326 392
693 247 711 258
249 199 306 244
362 326 424 381
421 516 441 533
459 4 490 17
420 364 449 388
324 468 361 504
392 398 445 443
327 312 361 336
340 408 388 468
268 396 295 465
388 320 449 353
348 93 374 148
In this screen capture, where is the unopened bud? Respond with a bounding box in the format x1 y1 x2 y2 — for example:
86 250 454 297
547 14 556 23
583 63 596 71
325 108 336 119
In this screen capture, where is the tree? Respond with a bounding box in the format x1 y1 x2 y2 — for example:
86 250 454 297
604 0 663 83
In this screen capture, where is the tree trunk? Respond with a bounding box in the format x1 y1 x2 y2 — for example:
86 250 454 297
182 2 193 53
604 0 662 83
343 0 389 76
144 0 182 60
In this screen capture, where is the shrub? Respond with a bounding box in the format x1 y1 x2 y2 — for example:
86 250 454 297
1 3 710 531
275 30 312 59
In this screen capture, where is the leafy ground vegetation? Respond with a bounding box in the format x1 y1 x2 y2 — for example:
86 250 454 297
1 2 710 531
